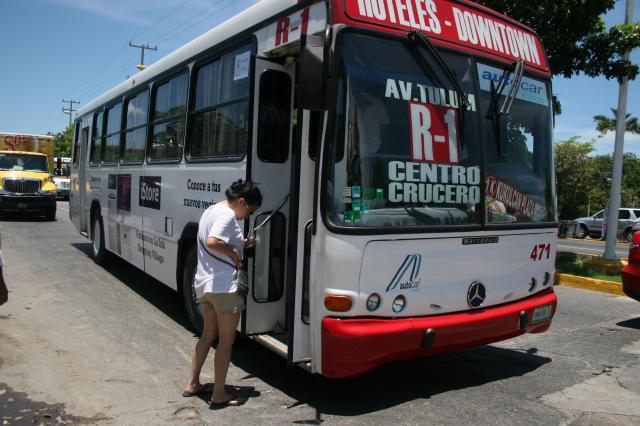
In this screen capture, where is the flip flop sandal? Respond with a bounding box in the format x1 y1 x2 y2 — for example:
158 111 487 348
182 383 213 397
209 394 244 409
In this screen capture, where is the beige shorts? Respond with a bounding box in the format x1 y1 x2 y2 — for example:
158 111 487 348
198 291 245 315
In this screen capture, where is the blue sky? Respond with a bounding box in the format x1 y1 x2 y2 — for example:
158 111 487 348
0 0 638 156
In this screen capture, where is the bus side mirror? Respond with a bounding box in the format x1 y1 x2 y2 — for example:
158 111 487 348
56 157 62 170
299 34 327 111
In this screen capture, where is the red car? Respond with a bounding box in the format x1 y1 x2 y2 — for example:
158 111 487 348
621 231 640 301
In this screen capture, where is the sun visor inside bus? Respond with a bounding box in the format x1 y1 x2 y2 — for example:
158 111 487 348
299 34 327 111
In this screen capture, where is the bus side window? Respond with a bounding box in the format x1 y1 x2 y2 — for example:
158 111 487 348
72 122 81 166
257 70 291 163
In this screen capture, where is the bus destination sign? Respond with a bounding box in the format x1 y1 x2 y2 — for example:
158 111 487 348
344 0 547 69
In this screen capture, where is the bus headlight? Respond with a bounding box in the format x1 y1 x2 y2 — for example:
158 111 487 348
392 295 406 313
366 293 381 312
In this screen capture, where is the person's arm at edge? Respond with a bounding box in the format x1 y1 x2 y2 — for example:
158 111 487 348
0 267 7 305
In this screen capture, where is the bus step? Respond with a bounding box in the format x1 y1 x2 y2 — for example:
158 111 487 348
251 334 288 359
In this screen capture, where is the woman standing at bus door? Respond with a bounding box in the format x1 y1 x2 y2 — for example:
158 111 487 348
183 179 262 408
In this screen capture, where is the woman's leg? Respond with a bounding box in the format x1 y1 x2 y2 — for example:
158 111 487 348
211 310 241 403
185 304 219 393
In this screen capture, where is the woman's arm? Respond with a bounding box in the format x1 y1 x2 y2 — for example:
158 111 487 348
207 236 242 267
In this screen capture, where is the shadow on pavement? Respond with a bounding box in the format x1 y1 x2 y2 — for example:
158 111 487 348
617 317 640 330
229 337 550 420
70 243 551 420
70 242 194 332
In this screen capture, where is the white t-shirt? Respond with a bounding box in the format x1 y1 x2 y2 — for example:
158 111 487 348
194 203 244 297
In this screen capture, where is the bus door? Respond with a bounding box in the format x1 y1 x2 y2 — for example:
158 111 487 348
244 58 294 335
71 123 89 232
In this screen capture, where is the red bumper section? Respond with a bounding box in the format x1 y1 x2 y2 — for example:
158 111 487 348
321 288 557 378
622 264 640 302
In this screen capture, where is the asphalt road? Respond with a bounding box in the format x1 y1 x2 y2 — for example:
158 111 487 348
1 202 639 425
557 236 630 259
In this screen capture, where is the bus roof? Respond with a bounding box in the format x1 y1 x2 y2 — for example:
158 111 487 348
77 0 303 117
77 0 549 117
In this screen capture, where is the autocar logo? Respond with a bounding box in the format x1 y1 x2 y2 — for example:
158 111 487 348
467 281 486 308
386 254 422 292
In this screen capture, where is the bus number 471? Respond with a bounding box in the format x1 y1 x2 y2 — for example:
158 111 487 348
530 243 551 261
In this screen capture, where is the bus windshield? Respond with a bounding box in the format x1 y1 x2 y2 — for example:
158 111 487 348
0 153 48 173
325 32 555 229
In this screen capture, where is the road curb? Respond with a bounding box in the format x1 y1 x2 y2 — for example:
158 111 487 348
557 273 625 297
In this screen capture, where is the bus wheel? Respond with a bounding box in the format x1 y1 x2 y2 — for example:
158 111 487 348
182 248 203 333
46 206 56 221
91 213 109 265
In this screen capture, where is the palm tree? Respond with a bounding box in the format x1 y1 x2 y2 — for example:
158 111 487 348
593 108 640 137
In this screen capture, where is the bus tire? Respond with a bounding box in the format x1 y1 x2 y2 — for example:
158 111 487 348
46 206 56 221
91 212 110 265
182 248 203 333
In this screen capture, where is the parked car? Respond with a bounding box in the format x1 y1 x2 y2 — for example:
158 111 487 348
573 208 640 242
621 231 640 302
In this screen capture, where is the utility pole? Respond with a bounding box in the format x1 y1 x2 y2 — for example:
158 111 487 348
62 99 80 126
129 41 157 71
603 0 633 260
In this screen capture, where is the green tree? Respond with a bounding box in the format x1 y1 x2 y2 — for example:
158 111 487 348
554 137 597 219
593 153 640 208
593 108 640 136
477 1 640 81
54 123 73 157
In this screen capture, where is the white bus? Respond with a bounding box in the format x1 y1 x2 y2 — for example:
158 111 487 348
53 156 71 200
71 0 558 378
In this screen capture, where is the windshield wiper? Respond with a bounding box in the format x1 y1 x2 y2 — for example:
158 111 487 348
485 60 524 155
407 30 469 150
500 60 524 115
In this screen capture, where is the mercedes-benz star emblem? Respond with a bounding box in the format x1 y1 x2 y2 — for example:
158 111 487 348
467 281 486 308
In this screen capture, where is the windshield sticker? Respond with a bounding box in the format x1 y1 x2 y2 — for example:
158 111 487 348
388 161 480 204
233 51 250 81
385 78 476 111
477 63 548 106
345 0 545 68
409 101 459 164
486 175 536 218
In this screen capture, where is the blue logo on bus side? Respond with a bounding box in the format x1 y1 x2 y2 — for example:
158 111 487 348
386 254 422 292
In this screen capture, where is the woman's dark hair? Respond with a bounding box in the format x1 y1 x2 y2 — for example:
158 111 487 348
226 179 262 207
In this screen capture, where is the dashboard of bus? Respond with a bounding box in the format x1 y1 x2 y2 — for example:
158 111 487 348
324 30 556 230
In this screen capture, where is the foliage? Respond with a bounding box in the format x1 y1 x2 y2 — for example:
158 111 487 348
594 108 640 136
554 137 597 219
477 1 640 81
590 152 640 209
54 123 73 157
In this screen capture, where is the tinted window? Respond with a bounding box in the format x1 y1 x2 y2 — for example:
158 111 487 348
154 73 187 120
151 72 187 161
123 90 149 163
619 209 631 219
257 70 291 163
189 45 252 159
103 103 122 164
90 111 104 165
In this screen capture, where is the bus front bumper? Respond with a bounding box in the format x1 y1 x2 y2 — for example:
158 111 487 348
321 288 557 378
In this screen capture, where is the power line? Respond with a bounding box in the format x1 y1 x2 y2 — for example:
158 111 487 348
129 41 158 70
129 0 195 42
62 99 80 126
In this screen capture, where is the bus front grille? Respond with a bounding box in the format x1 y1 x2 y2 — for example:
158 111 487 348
2 178 41 194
